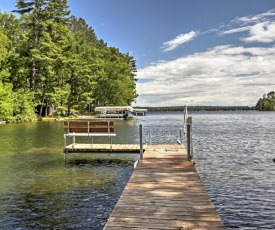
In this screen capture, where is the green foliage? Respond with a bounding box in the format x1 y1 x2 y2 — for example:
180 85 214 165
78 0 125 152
0 82 36 122
13 90 36 122
256 91 275 111
0 82 13 120
93 47 138 107
0 2 138 121
0 28 10 82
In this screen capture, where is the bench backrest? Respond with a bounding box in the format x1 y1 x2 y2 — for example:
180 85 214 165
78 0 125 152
64 120 114 133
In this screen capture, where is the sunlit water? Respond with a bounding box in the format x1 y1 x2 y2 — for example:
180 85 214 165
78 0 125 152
0 111 274 229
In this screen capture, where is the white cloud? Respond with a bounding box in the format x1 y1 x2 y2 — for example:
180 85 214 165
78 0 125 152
162 31 198 52
134 9 275 107
135 45 275 106
234 9 275 24
220 26 251 35
220 9 275 43
241 21 275 43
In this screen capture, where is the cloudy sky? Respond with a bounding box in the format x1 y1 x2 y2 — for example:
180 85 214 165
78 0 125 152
1 0 275 106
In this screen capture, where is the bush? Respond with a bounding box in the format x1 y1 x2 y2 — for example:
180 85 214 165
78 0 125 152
0 83 36 122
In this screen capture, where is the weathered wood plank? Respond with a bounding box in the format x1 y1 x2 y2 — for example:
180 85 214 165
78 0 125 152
64 144 146 153
104 144 224 230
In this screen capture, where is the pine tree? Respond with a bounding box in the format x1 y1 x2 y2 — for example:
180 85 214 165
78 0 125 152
64 16 98 114
13 0 47 90
13 0 71 115
93 46 138 106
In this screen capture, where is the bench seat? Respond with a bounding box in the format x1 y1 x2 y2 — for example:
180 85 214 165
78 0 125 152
64 120 116 150
65 133 116 137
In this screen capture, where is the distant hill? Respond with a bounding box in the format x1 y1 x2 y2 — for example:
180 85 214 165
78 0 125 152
133 106 256 111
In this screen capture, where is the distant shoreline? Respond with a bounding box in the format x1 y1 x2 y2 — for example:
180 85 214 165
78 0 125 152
133 106 256 112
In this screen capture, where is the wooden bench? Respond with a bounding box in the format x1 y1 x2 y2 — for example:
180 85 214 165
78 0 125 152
63 120 116 151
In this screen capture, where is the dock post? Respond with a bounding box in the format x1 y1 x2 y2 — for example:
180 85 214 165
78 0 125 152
149 129 152 145
187 117 192 160
64 149 67 164
179 128 183 144
139 124 143 160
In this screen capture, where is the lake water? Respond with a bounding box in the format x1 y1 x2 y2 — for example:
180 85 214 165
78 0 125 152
0 111 274 229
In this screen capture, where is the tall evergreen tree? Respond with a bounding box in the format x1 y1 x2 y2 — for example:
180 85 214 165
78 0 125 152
0 27 35 122
93 46 138 106
13 0 71 115
13 0 47 91
0 12 28 89
0 27 10 82
65 16 98 114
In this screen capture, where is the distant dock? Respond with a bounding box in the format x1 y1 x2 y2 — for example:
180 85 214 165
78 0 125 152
133 108 148 116
104 144 224 229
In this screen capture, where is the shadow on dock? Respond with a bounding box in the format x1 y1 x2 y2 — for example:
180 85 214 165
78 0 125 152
104 144 225 230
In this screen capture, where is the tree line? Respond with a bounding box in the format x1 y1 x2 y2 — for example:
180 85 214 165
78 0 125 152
256 91 275 111
0 0 138 122
134 106 255 112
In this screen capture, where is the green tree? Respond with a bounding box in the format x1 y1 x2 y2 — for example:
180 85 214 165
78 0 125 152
13 0 48 91
267 91 275 99
65 16 98 115
0 28 12 121
93 46 138 106
0 1 138 120
0 27 10 82
14 0 71 115
0 27 36 122
0 82 14 121
0 12 30 90
256 92 275 111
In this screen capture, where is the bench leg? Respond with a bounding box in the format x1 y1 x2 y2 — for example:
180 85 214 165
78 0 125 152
73 135 75 146
64 149 68 164
64 134 67 149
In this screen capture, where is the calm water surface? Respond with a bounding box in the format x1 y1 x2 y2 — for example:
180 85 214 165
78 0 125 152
0 111 274 229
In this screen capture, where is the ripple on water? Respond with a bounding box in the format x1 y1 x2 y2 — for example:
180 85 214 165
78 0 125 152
0 159 134 230
192 112 275 229
1 111 275 229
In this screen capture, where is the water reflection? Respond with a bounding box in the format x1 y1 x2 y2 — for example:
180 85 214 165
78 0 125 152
1 112 275 229
0 158 134 229
0 121 135 229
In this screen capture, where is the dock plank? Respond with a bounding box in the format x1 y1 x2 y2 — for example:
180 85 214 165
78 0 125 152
104 145 224 230
64 144 146 153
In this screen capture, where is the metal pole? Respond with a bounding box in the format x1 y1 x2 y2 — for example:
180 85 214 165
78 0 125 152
184 105 188 137
179 128 182 145
139 124 143 160
186 116 193 160
190 118 193 159
187 122 191 160
149 129 152 145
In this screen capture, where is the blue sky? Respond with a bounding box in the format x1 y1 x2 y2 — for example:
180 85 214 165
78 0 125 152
1 1 275 107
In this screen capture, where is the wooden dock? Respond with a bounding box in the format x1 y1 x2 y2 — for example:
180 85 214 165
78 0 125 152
104 144 225 230
64 143 147 153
